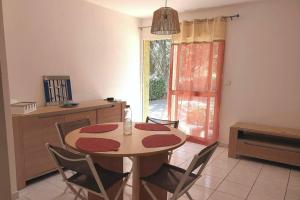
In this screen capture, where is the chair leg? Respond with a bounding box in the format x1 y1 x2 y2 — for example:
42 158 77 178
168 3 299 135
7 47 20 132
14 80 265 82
185 191 193 200
126 157 134 187
75 188 82 200
74 188 87 200
67 183 86 200
142 181 158 200
63 185 69 194
168 151 173 163
114 175 130 200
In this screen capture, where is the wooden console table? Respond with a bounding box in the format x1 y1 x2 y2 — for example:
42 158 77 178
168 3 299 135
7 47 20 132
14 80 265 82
12 99 125 190
228 122 300 167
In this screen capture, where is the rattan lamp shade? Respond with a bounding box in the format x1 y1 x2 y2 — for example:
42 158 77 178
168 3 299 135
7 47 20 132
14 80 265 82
151 7 180 35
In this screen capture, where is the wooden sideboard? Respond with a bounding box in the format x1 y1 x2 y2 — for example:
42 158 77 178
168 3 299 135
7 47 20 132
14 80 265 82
228 122 300 167
12 99 125 190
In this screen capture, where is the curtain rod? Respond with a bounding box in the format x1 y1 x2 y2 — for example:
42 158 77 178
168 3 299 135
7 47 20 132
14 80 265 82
138 14 240 29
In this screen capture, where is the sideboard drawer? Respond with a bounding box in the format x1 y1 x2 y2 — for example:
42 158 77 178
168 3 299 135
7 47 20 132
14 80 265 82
64 110 97 124
97 103 124 123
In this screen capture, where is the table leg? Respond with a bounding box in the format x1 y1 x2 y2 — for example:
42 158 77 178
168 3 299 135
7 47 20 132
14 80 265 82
132 156 140 200
88 155 123 200
132 153 168 200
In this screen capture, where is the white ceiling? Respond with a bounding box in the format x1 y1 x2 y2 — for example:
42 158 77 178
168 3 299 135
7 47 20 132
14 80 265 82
85 0 258 18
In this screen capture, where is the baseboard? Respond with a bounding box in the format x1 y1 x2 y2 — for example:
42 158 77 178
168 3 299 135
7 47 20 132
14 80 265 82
218 142 228 148
11 191 19 200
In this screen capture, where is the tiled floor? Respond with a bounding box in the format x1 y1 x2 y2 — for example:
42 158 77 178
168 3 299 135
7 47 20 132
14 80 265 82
17 142 300 200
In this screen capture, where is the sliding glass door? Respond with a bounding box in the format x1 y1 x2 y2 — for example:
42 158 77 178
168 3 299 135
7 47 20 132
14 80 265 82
142 40 171 121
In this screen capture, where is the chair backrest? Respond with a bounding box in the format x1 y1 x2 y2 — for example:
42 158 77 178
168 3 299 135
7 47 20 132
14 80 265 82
55 118 91 147
190 142 219 173
146 116 179 128
46 143 107 196
173 142 218 197
46 143 94 177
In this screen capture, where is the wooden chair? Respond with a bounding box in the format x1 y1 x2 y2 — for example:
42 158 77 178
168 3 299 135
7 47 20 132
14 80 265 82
46 143 130 200
146 116 180 162
141 142 218 200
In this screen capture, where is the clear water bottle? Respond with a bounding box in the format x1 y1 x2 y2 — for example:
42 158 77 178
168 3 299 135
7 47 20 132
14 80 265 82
123 105 132 135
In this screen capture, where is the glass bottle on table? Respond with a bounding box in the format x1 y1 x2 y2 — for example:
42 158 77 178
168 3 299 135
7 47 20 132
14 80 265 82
123 105 132 135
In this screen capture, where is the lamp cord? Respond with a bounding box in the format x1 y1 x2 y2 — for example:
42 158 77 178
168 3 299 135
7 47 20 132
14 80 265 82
165 0 168 7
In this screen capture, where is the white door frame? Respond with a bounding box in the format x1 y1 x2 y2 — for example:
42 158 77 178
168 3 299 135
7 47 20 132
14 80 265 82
0 0 13 199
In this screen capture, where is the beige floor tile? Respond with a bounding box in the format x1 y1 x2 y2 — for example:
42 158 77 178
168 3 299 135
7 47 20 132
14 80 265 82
123 157 133 172
183 148 203 155
237 159 263 171
203 165 231 179
217 180 251 199
211 147 225 157
174 145 189 153
248 178 286 200
257 164 290 185
17 197 31 200
127 174 132 186
170 156 187 166
208 191 243 200
45 173 67 189
179 160 192 169
288 175 300 187
286 175 300 200
226 160 261 186
20 181 65 200
173 149 194 160
247 193 279 200
196 175 223 189
167 192 188 200
185 142 206 149
186 185 214 200
173 142 205 159
226 169 258 186
123 186 132 200
207 153 225 165
215 151 232 161
285 186 300 200
256 177 287 191
261 163 290 176
180 144 204 155
290 169 300 178
51 192 76 200
208 157 238 171
215 146 227 153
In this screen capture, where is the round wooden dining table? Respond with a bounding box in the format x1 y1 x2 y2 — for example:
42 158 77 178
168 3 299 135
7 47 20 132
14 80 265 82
65 122 187 200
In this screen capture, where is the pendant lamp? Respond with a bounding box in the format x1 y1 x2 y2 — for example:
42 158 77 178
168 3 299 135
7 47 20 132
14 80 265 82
151 0 180 35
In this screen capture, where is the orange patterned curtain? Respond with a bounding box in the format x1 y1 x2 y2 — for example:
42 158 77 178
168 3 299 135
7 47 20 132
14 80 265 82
168 17 226 145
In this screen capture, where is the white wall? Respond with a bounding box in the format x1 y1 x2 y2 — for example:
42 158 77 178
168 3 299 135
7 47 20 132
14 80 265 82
143 0 300 144
3 0 142 120
3 0 300 147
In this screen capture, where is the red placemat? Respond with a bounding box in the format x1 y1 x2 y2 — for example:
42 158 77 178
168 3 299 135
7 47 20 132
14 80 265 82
142 134 181 148
135 123 170 131
80 124 118 133
75 138 120 152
